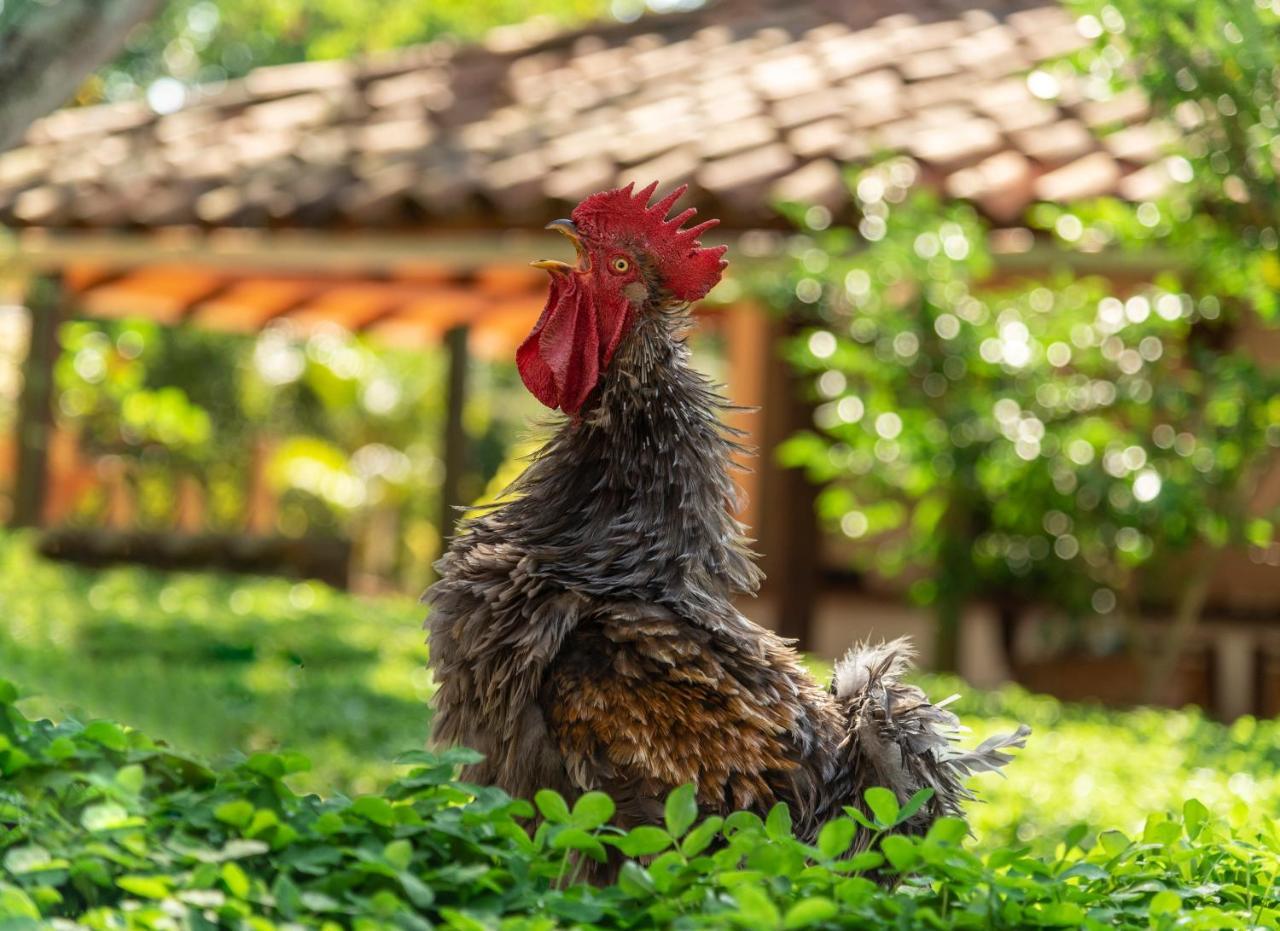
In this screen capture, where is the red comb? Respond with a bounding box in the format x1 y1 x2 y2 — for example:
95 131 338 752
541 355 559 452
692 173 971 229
571 182 728 302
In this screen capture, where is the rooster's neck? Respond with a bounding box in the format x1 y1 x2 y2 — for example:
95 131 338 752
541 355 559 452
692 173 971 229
471 313 762 617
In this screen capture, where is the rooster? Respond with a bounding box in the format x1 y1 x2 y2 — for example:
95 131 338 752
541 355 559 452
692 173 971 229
426 183 1027 866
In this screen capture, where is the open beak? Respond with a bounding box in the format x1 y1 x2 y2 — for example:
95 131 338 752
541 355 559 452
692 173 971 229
531 219 586 275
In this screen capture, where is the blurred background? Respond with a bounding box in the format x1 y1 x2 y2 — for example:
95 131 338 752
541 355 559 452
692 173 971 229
1 0 1279 834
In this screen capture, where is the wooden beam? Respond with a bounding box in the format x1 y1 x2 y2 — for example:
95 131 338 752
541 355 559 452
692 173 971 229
8 228 1189 282
11 273 63 528
80 265 230 324
191 279 325 331
10 229 561 275
439 325 470 545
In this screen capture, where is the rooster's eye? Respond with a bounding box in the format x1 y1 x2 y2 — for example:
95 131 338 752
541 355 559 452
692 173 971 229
609 256 630 274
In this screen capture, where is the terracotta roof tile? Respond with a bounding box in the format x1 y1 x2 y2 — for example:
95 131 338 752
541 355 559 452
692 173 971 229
973 78 1057 131
945 149 1033 222
816 33 893 80
26 101 152 144
338 162 417 224
1103 121 1175 164
1005 5 1076 39
2 0 1167 232
0 147 46 188
909 116 1002 169
613 124 698 165
752 53 827 100
1076 89 1152 129
899 49 960 83
544 157 618 201
355 119 435 155
1034 150 1122 201
245 59 356 97
699 142 796 192
772 158 847 208
1021 23 1088 61
884 17 968 55
951 25 1024 74
699 116 778 160
1010 118 1096 164
788 117 853 158
629 145 701 190
14 185 68 225
904 75 983 110
1117 160 1172 201
844 73 906 128
772 90 846 129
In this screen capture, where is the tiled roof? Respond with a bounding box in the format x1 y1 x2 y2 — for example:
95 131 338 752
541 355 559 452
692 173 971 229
0 0 1170 233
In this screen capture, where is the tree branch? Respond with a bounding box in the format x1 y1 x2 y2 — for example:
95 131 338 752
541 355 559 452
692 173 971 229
0 0 164 154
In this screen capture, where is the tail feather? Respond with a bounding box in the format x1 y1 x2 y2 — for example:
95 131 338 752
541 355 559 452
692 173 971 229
829 637 1029 828
942 725 1032 777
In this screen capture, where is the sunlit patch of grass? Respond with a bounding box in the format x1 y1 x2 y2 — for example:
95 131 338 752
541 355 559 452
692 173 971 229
0 531 428 794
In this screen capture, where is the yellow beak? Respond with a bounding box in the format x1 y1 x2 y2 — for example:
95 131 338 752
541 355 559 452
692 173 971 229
531 219 587 275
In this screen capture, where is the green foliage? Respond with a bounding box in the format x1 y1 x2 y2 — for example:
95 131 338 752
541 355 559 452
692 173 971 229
56 321 222 464
87 0 605 105
49 317 539 587
1 681 1278 929
757 0 1280 669
767 163 1280 665
1065 0 1280 319
4 536 1280 923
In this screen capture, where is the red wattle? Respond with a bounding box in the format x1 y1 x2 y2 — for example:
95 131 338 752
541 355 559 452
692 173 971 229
517 275 630 415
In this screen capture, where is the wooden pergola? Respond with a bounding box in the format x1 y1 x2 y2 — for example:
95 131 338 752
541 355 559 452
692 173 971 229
5 228 791 617
8 231 534 536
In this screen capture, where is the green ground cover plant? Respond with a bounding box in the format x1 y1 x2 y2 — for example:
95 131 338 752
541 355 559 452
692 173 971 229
4 533 1280 852
2 679 1278 929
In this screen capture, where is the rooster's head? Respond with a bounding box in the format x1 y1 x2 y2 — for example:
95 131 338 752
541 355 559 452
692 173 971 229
518 182 727 414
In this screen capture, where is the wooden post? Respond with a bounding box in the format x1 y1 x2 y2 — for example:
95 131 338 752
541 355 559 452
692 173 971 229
723 302 769 537
439 324 470 543
174 474 205 533
757 314 819 648
245 437 277 535
44 426 85 525
99 455 133 529
11 273 64 528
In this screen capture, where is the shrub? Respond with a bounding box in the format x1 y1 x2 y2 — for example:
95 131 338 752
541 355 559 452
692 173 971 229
2 682 1278 930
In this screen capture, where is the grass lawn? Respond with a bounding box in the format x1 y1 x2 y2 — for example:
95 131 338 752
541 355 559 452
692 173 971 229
2 530 1278 853
0 532 429 795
